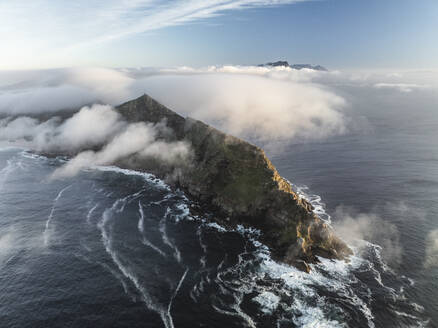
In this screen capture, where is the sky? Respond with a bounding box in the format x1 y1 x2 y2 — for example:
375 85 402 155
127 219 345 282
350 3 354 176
1 0 437 70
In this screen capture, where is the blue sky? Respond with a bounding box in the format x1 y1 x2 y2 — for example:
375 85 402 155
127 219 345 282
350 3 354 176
1 0 437 70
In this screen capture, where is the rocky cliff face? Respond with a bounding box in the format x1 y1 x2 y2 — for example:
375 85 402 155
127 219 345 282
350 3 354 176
115 94 352 271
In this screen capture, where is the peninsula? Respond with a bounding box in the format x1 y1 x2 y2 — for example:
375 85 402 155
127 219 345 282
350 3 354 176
113 94 352 271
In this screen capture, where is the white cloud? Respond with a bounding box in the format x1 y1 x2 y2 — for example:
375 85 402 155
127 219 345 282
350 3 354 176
424 229 438 268
0 116 57 142
3 65 438 150
0 105 192 179
0 66 349 145
0 68 134 115
51 121 191 179
138 73 347 142
373 83 429 93
47 104 126 152
333 205 402 267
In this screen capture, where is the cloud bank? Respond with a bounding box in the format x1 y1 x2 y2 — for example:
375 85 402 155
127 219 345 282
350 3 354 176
3 65 438 147
373 83 429 93
140 74 347 142
0 105 191 179
424 229 438 268
2 65 438 149
333 205 402 267
0 66 351 145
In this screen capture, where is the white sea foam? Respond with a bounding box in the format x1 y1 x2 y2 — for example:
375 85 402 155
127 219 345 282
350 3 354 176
95 165 170 190
100 261 132 298
142 237 167 257
115 189 145 213
256 245 377 327
167 268 189 316
178 200 380 327
212 245 352 327
98 200 176 328
159 215 181 263
196 227 208 269
137 201 145 233
43 184 72 246
173 203 192 222
0 159 16 190
86 203 99 224
291 298 346 328
253 291 280 314
137 201 167 256
194 199 383 328
20 150 48 161
293 184 331 223
212 302 257 328
75 251 133 300
205 222 227 232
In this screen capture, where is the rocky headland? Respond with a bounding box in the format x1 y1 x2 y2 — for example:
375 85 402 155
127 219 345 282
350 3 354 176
112 94 352 271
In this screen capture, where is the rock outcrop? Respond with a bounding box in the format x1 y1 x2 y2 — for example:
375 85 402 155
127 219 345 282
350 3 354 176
114 94 352 269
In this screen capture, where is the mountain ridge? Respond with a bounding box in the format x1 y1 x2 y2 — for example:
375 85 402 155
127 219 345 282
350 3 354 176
113 94 351 271
259 60 328 71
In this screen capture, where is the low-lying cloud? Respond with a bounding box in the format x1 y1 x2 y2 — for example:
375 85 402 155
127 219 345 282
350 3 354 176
0 66 350 145
2 65 437 154
424 229 438 268
0 105 191 179
0 65 355 178
333 205 402 267
0 68 134 114
51 121 190 179
373 83 429 93
140 74 347 142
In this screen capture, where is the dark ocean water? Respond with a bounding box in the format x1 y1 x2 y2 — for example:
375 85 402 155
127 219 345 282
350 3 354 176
0 97 437 327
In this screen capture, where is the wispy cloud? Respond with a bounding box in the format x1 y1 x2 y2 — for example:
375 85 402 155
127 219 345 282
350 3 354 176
0 0 306 67
373 83 429 93
425 229 438 268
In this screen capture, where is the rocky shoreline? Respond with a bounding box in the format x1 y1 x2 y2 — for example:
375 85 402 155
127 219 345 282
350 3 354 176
112 94 352 271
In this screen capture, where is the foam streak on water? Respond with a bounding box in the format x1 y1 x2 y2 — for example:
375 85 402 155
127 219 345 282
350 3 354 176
98 199 177 328
137 201 145 233
137 201 167 256
137 201 167 257
0 158 20 190
159 210 182 263
43 184 72 246
86 203 99 224
167 268 189 317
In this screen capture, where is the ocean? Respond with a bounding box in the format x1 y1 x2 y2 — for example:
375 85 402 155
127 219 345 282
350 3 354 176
0 89 437 327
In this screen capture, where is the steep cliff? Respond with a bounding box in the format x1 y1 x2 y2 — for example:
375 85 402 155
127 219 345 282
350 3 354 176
115 94 352 270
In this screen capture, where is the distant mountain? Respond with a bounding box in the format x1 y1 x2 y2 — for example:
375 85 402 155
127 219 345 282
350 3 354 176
259 61 328 71
262 60 290 67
